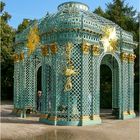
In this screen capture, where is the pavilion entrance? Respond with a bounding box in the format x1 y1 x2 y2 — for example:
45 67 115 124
100 54 120 119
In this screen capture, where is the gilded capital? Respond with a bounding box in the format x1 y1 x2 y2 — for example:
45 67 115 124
13 53 19 63
128 53 136 62
50 42 57 54
92 44 100 56
120 52 128 61
82 41 90 55
41 45 49 56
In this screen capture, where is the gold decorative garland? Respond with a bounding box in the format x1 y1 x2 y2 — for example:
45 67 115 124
64 42 77 92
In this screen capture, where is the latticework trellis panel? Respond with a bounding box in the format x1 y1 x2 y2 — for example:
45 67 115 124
67 43 82 121
82 49 92 116
121 61 129 112
128 62 134 111
14 62 20 109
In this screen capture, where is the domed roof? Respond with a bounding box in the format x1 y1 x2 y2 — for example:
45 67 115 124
38 2 133 42
16 1 135 46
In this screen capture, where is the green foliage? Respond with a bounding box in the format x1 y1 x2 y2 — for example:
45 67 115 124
93 6 106 17
1 1 15 99
0 1 5 12
17 18 31 33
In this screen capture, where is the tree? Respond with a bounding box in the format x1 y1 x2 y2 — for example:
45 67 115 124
105 0 137 32
1 1 15 99
93 6 106 17
17 18 31 33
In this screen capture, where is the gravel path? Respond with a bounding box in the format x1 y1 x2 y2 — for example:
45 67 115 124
0 101 139 140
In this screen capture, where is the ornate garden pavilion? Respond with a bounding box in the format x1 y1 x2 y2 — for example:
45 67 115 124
13 2 137 126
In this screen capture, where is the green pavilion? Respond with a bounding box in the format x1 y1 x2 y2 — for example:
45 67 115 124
13 1 137 126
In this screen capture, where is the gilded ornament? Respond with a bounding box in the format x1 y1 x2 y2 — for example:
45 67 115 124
109 39 118 51
41 46 49 56
64 42 77 92
20 52 24 61
128 54 136 62
80 115 90 120
101 26 118 53
123 111 129 115
92 44 100 56
91 115 101 120
121 52 128 61
66 42 73 62
47 116 57 121
64 65 77 77
27 24 40 56
64 77 72 92
128 110 135 115
40 114 48 119
50 43 57 54
13 53 19 62
82 41 90 54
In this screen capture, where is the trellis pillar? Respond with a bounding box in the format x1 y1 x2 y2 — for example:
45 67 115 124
121 52 136 119
40 50 59 125
128 54 136 117
81 50 90 125
90 51 101 124
13 62 20 109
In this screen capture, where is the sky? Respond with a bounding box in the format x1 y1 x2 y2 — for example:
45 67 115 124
3 0 139 29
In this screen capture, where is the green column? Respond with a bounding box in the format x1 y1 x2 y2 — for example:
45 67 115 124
121 59 129 119
91 53 101 123
128 60 136 117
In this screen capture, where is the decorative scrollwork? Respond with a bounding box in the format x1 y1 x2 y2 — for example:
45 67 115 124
101 26 118 53
64 42 77 92
64 65 77 77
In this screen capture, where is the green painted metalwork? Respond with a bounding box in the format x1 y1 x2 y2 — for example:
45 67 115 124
14 2 137 126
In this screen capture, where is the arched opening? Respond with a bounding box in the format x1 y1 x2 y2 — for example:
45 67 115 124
100 54 119 120
100 64 113 119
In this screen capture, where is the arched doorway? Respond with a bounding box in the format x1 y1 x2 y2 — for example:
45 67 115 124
99 54 120 119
